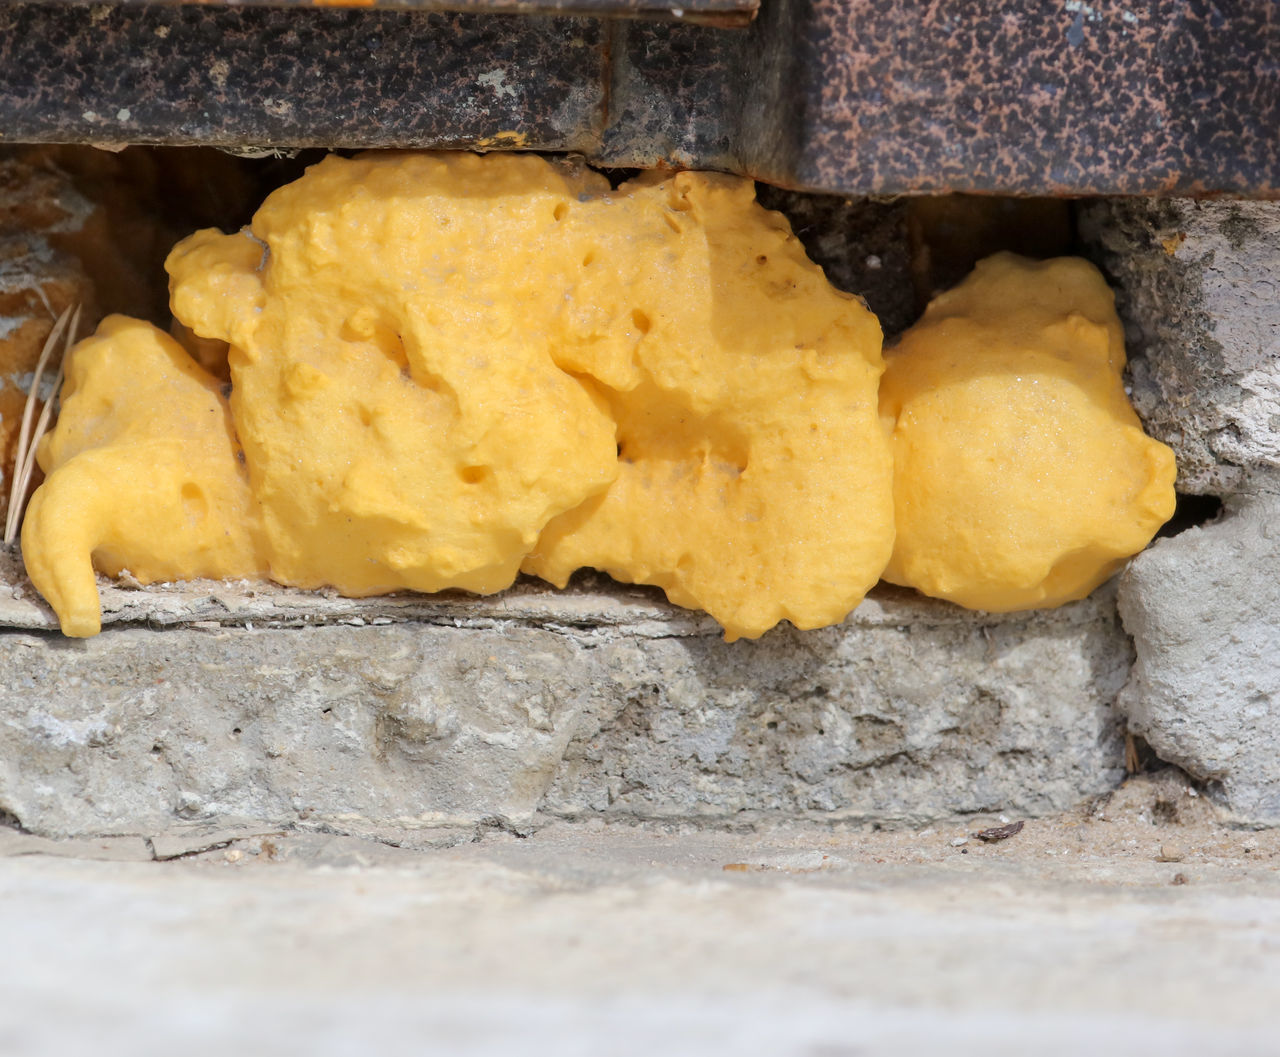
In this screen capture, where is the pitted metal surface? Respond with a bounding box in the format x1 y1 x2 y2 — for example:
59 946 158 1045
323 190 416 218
0 0 1276 195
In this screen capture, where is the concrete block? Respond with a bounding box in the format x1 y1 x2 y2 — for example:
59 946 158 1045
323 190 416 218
0 546 1131 837
1080 198 1280 495
541 587 1130 823
1117 492 1280 824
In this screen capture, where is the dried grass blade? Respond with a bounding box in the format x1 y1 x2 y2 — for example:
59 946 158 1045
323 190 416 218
14 304 80 521
34 285 55 322
4 304 76 543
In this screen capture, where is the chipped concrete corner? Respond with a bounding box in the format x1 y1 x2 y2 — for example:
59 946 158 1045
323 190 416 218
1117 494 1280 825
1082 197 1280 825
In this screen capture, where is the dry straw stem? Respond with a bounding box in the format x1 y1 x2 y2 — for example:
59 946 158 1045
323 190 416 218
4 303 80 544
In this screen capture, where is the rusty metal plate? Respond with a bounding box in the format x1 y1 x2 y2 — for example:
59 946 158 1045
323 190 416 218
771 0 1280 196
596 0 1280 196
0 0 1276 195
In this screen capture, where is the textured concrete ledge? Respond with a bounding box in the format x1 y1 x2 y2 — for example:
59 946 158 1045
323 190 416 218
0 546 1131 838
0 547 1117 635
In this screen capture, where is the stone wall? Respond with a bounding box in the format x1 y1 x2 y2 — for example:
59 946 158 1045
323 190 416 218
1 174 1278 836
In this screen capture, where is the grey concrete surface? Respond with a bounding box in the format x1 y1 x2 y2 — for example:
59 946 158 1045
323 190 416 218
1119 492 1280 823
1081 198 1280 496
2 815 1279 1057
0 548 1131 837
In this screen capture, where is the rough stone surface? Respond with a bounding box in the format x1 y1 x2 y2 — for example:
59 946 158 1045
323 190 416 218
539 587 1130 823
1118 492 1280 824
0 551 1131 837
1082 197 1280 825
1080 198 1280 496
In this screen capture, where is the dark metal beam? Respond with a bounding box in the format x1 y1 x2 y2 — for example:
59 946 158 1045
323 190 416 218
0 0 1276 195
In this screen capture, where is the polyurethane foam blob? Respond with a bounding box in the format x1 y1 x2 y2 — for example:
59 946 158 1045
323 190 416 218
21 315 268 636
167 153 891 638
521 170 892 640
879 252 1177 612
20 152 904 639
167 152 620 598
